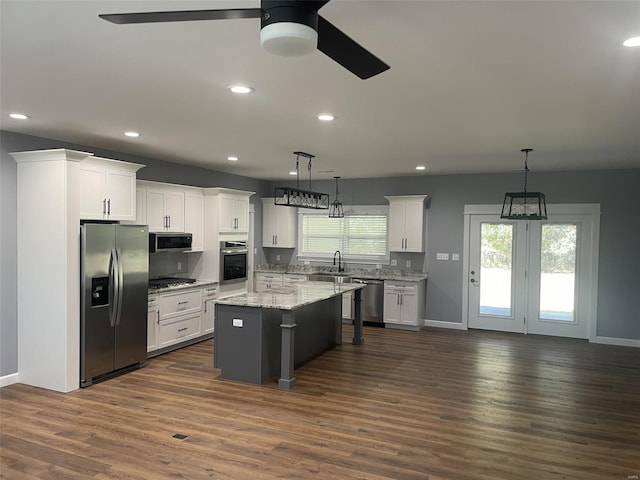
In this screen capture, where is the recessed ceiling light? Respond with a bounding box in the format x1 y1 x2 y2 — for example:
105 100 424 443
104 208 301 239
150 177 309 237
9 113 30 120
124 131 140 137
228 85 254 94
416 165 426 171
318 114 335 121
289 171 297 176
227 156 239 161
623 36 640 47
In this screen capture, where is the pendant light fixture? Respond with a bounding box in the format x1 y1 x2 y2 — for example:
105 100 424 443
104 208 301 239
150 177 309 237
274 151 329 209
328 176 344 218
500 148 548 220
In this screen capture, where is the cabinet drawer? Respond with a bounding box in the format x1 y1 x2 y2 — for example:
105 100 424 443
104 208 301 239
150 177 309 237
283 274 307 283
159 289 202 319
158 313 202 348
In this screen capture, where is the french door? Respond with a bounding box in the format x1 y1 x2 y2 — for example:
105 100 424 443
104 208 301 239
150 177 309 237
464 205 599 339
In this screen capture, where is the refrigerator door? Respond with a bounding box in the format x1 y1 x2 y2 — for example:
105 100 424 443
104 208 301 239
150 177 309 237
114 225 149 370
81 223 117 382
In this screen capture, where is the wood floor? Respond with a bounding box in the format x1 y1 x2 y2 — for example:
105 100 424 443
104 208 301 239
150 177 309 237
1 326 639 480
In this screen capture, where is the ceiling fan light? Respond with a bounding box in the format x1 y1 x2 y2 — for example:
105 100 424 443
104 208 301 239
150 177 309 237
623 36 640 47
260 22 317 57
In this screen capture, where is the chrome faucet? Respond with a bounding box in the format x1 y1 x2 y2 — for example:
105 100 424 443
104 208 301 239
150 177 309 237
333 250 344 273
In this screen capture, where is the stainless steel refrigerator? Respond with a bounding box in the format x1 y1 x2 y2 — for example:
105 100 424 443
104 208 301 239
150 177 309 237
80 223 149 387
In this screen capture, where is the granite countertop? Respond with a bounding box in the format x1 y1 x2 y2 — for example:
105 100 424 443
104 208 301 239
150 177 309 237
254 265 428 282
215 281 365 310
148 280 217 295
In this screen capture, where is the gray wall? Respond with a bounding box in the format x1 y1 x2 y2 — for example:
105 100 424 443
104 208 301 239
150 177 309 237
2 129 639 377
269 169 640 340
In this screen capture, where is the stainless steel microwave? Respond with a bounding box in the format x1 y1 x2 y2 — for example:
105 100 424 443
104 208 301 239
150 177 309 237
149 233 192 253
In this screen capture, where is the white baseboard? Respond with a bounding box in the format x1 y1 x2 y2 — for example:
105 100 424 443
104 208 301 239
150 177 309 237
595 336 640 348
0 373 19 387
424 319 467 330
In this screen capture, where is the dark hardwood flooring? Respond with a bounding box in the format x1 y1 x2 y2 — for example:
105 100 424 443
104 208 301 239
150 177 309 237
1 326 639 479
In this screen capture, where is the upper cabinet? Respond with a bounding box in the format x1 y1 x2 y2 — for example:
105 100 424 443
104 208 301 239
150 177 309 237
385 195 429 252
184 189 204 251
262 198 297 248
205 188 253 235
145 187 185 233
79 156 144 221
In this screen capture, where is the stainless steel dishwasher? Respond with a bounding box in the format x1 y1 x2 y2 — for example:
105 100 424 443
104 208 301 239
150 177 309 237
352 278 385 327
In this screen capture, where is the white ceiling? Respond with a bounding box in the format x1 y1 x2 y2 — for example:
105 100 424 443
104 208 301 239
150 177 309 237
1 1 640 180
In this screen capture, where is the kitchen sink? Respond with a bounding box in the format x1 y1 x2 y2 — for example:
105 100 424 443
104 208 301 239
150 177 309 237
308 273 352 284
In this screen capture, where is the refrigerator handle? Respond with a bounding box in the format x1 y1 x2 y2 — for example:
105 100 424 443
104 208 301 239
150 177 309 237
109 248 118 327
115 248 124 326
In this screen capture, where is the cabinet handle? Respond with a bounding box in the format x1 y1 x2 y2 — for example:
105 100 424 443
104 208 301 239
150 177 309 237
275 234 277 245
400 294 403 305
107 198 111 215
168 215 171 229
178 301 188 305
157 311 160 324
102 199 107 215
178 327 187 332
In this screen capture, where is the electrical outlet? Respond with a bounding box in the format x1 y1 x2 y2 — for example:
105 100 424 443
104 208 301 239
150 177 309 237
452 254 460 261
390 259 397 266
376 264 382 269
304 260 310 265
406 260 411 268
232 318 243 328
276 254 280 261
436 253 449 261
177 262 182 271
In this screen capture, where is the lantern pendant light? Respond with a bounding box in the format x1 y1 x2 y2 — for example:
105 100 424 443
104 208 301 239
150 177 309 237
328 176 344 218
500 148 548 220
274 151 329 209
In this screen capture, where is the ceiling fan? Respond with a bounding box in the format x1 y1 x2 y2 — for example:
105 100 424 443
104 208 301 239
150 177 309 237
99 0 390 80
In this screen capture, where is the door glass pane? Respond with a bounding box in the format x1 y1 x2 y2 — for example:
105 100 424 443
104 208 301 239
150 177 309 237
540 224 577 321
479 223 513 317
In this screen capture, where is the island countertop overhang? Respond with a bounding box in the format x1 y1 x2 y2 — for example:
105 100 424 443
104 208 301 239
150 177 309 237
215 281 364 310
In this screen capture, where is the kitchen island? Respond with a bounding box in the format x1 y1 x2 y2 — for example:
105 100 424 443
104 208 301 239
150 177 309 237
214 281 365 389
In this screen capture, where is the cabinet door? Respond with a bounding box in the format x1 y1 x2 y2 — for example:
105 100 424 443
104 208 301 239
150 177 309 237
219 195 236 232
203 299 215 334
387 202 406 251
262 203 277 247
403 201 424 252
146 189 167 232
384 290 402 324
79 164 106 219
135 188 146 225
164 191 185 232
342 292 353 320
185 192 204 251
234 197 249 232
274 205 296 247
105 168 136 220
400 291 418 325
147 307 158 352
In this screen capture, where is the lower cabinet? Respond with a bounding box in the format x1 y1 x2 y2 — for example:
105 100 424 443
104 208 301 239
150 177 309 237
148 286 218 356
158 312 202 349
255 273 283 292
383 280 426 330
147 295 159 352
342 291 353 321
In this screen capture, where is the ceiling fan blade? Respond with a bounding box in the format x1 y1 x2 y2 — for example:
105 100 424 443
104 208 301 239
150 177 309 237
99 8 262 25
316 15 389 79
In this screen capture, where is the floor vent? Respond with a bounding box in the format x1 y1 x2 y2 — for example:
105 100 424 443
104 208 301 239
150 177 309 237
172 433 188 440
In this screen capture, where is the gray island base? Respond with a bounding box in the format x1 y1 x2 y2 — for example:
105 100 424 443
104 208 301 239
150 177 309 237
214 282 364 389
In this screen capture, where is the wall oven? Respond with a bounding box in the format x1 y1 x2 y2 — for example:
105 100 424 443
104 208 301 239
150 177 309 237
220 241 248 284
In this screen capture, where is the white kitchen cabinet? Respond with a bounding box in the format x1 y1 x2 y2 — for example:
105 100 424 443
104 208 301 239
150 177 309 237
146 187 185 232
79 156 143 221
255 272 283 292
202 285 218 335
342 291 353 320
385 195 429 252
156 288 203 350
184 190 204 251
262 198 297 248
147 295 159 353
220 194 249 233
383 280 426 330
158 313 203 349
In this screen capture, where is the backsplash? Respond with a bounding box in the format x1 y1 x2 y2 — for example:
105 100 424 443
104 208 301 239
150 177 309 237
149 251 189 279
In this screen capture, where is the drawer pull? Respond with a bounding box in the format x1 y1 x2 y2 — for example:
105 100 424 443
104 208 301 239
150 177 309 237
178 301 189 305
178 327 187 332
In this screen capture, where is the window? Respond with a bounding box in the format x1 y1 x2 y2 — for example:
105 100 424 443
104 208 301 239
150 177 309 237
298 206 388 263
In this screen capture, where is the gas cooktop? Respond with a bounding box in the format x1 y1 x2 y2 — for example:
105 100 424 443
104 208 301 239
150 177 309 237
149 277 197 289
